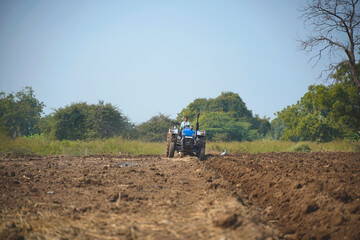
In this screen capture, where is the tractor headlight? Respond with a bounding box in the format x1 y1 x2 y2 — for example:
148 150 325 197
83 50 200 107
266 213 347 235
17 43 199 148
169 129 179 134
197 130 206 136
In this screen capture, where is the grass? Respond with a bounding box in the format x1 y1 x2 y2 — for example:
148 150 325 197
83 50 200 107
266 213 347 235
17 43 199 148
207 139 360 154
0 135 165 156
0 135 359 156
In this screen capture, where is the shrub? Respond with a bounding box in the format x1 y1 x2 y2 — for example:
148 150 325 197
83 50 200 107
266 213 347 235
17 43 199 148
291 143 312 152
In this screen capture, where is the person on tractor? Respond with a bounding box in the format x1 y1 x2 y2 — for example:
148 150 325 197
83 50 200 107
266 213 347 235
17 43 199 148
180 116 190 130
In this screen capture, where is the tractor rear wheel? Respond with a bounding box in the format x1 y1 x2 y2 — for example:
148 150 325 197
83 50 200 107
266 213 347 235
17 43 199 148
169 142 175 158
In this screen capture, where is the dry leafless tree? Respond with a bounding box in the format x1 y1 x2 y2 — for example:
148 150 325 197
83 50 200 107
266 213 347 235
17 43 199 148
298 0 360 93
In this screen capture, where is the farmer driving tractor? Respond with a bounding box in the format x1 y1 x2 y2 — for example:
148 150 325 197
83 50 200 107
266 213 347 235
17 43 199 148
166 113 206 160
180 116 190 130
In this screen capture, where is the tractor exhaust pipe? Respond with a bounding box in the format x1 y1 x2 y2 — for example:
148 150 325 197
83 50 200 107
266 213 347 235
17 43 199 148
195 113 200 133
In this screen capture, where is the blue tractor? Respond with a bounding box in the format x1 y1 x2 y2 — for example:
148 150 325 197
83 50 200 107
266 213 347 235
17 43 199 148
166 113 206 160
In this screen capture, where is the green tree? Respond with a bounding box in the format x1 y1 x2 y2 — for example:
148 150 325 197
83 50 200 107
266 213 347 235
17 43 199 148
178 92 253 122
0 86 45 137
85 101 133 139
51 103 88 140
41 101 132 140
199 112 252 141
270 117 285 140
250 114 271 137
206 92 253 120
177 92 270 141
135 113 177 142
276 81 360 142
38 114 56 139
177 98 208 122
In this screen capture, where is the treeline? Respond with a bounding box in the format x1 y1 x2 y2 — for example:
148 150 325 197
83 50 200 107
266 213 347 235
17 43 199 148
0 89 270 142
272 62 360 142
0 88 180 142
1 62 359 142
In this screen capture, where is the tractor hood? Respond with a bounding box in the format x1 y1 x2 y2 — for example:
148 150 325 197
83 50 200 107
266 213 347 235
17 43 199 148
182 128 195 137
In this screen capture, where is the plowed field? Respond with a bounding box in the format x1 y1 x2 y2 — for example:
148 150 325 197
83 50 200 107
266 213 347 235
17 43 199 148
1 152 359 239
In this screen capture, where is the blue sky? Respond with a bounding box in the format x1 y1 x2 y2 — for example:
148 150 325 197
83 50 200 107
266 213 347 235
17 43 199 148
0 0 332 123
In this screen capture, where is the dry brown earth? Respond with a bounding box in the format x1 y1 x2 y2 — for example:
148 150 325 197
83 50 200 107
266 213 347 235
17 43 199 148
206 152 360 240
0 152 359 239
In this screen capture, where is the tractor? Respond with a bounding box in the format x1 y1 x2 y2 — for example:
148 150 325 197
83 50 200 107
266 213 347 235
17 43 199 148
166 113 206 160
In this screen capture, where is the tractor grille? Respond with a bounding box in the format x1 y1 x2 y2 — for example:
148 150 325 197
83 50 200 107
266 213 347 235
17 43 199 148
182 137 194 149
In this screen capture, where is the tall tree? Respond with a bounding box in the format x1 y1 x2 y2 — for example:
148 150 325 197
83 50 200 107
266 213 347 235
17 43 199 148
135 113 177 142
198 112 253 141
298 0 360 92
177 92 253 122
177 92 270 141
0 87 44 137
41 101 132 140
276 81 360 141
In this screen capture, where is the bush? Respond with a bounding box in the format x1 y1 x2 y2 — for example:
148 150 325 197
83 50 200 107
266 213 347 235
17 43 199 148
291 143 312 153
5 146 34 158
347 132 360 141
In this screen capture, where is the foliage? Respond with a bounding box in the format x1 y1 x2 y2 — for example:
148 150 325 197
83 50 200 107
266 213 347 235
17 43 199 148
274 60 360 142
135 113 177 142
276 81 360 142
270 117 285 140
251 114 271 136
199 112 251 141
40 101 132 140
177 92 270 141
331 60 360 84
0 86 45 137
177 92 253 122
291 143 312 153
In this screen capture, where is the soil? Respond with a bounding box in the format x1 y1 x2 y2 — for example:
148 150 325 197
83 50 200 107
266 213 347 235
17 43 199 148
0 152 359 239
206 152 360 240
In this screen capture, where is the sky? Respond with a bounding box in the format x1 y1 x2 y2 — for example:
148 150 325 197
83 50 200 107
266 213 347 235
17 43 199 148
0 0 335 123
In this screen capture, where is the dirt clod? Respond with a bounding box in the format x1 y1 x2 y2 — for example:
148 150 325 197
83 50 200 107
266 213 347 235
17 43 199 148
213 212 240 229
305 201 319 214
107 193 120 202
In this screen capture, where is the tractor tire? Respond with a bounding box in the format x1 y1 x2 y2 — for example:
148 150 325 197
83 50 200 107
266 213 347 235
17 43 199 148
166 133 173 157
169 142 175 158
199 147 205 161
166 142 170 157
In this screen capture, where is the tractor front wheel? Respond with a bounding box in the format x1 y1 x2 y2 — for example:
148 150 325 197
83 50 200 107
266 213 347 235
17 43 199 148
169 142 175 158
199 147 205 161
166 142 170 157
